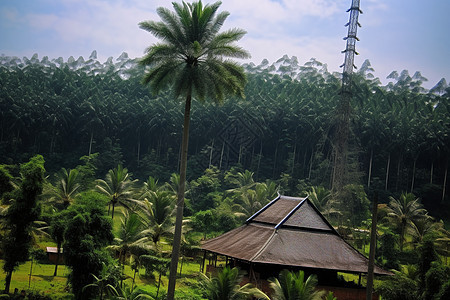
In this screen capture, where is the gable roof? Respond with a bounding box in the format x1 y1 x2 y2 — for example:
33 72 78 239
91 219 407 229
201 195 392 275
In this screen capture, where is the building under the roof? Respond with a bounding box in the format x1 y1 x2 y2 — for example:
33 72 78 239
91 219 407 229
201 195 392 299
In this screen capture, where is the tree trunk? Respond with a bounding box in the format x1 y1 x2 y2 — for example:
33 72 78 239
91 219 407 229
396 155 402 191
156 272 162 298
29 259 34 288
430 161 434 184
256 141 262 180
367 149 373 188
411 157 417 193
443 159 448 203
111 202 116 220
219 141 225 170
53 242 61 276
291 144 296 176
88 131 94 157
385 153 391 191
4 270 12 294
308 149 314 180
179 256 184 277
137 133 141 168
272 140 279 178
167 93 192 300
366 192 378 300
209 139 214 168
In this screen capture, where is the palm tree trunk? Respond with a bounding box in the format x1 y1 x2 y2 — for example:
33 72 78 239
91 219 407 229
137 132 141 168
219 141 225 170
29 259 33 288
366 192 378 300
111 202 116 220
209 139 214 168
411 157 417 193
291 144 296 176
443 159 448 203
167 93 192 300
396 156 401 191
88 131 94 157
385 153 391 191
430 161 434 184
367 149 373 188
256 141 262 180
157 272 162 298
308 149 314 180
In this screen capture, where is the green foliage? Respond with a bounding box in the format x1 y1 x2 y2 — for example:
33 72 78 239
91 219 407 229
423 262 450 300
188 167 221 213
418 239 439 291
200 266 268 300
377 231 400 269
268 269 324 300
339 184 370 227
63 191 114 299
324 291 337 300
2 155 45 293
377 271 419 300
0 165 14 201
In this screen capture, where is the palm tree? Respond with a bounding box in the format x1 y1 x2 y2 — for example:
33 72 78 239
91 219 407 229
307 186 331 212
200 266 269 300
269 269 325 300
386 193 427 251
49 168 80 208
139 1 249 298
96 165 138 220
139 190 175 250
109 209 145 285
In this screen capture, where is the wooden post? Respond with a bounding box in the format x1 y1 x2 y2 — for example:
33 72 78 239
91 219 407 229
366 192 378 300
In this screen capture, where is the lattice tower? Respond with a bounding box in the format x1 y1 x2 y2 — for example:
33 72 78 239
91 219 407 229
333 0 362 192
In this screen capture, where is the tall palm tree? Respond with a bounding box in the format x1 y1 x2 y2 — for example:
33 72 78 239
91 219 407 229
200 266 269 300
269 269 325 300
139 1 249 298
386 193 427 251
96 165 138 220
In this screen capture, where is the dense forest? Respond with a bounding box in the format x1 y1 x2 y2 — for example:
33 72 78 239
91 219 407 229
1 51 450 299
1 52 449 212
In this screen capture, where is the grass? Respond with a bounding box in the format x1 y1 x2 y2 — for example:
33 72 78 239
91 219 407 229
0 260 69 297
0 256 206 299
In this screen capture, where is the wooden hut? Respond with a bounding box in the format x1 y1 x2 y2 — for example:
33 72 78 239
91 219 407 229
201 195 392 299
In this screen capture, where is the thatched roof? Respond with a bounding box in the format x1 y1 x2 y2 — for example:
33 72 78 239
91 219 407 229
201 195 392 276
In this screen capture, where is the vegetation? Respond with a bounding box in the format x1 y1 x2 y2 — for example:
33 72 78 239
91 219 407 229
138 1 250 298
0 0 450 298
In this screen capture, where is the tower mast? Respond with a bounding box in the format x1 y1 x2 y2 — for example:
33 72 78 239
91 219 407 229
333 0 362 192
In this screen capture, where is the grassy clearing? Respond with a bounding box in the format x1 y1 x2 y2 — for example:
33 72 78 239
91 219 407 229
0 257 205 299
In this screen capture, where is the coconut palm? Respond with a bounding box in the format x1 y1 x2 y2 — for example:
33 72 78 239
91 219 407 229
49 168 80 208
200 266 269 300
269 269 325 300
386 193 427 251
307 186 331 212
139 1 249 298
109 209 145 284
96 165 138 220
139 190 175 250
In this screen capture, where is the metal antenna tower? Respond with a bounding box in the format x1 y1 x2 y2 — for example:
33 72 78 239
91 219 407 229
332 0 362 192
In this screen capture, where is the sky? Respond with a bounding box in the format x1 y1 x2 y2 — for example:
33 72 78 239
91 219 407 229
1 0 449 88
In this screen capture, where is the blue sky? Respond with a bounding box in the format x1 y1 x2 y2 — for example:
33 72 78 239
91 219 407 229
1 0 449 88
